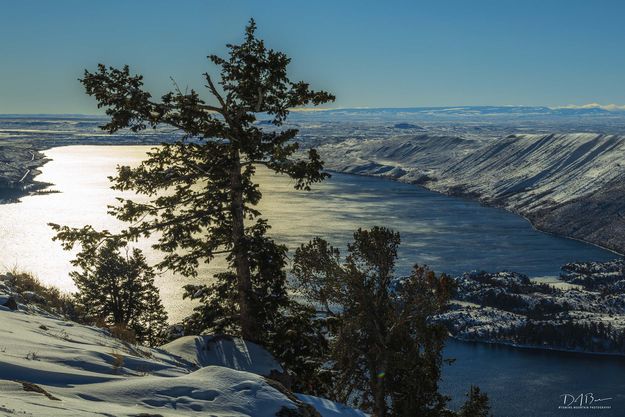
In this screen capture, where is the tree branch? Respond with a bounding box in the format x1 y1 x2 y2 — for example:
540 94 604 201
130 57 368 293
204 73 227 110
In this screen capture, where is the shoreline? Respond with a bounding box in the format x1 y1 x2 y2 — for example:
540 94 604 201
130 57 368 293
8 143 625 260
325 168 625 258
0 143 50 203
450 335 625 359
10 143 625 259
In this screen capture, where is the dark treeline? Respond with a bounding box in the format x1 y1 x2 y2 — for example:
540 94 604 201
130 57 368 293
561 260 625 294
484 320 625 354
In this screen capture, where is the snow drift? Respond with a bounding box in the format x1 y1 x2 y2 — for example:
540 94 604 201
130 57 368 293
0 287 366 416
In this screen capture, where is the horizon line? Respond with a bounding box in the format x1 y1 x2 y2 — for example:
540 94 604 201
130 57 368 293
2 103 625 117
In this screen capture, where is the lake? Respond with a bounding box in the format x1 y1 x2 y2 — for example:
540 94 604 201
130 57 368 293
0 145 623 416
442 339 625 416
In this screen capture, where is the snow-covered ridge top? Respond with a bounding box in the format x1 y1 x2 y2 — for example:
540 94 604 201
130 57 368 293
441 132 625 206
508 132 613 140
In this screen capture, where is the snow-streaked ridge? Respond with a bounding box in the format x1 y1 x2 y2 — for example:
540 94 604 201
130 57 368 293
318 132 625 253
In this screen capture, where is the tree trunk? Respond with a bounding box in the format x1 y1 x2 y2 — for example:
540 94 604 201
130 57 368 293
230 149 258 342
372 361 387 417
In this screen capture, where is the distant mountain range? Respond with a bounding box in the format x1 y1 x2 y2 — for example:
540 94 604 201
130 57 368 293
3 105 625 119
318 105 625 117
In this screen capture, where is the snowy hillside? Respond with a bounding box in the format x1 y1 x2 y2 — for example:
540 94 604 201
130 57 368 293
0 282 366 416
437 266 625 354
317 132 625 253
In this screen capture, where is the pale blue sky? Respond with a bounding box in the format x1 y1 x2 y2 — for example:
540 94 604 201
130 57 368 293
1 0 624 113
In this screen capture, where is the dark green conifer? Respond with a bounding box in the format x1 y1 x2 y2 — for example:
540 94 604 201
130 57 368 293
458 386 491 417
53 19 334 342
68 237 168 346
292 227 457 417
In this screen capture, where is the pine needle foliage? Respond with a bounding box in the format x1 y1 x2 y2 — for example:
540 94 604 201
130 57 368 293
51 19 334 342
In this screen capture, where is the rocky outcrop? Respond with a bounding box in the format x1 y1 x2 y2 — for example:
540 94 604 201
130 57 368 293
0 144 48 202
1 295 18 311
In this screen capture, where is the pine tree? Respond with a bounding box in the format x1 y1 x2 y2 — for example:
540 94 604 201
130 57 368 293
458 386 491 417
267 301 333 396
292 227 456 417
53 19 334 342
181 223 290 342
136 282 169 347
66 236 168 346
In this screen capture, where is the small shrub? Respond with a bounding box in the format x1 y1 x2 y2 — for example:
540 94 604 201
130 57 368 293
54 329 70 341
49 238 168 347
110 350 125 372
135 364 152 376
2 269 84 322
109 324 137 345
17 381 60 401
25 351 39 361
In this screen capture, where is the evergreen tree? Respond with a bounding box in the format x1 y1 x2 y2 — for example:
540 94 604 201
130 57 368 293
137 284 170 347
292 227 456 417
181 223 290 342
53 19 334 342
66 236 168 346
268 301 333 396
458 386 491 417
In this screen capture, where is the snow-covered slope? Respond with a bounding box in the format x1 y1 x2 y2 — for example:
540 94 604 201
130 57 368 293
437 133 625 210
0 296 365 416
161 335 284 376
318 133 625 253
319 134 480 183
